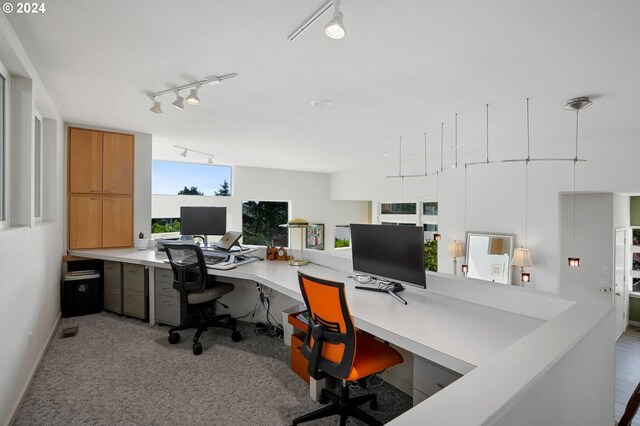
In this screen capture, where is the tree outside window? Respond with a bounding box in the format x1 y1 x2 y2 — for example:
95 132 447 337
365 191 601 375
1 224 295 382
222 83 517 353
242 201 288 246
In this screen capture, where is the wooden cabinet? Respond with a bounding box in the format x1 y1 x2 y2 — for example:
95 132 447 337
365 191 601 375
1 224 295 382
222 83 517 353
68 128 102 194
68 195 102 249
102 197 133 248
68 127 134 249
102 132 134 195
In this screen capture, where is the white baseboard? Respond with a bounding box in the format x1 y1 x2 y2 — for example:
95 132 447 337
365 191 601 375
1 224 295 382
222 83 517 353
629 320 640 327
4 313 61 426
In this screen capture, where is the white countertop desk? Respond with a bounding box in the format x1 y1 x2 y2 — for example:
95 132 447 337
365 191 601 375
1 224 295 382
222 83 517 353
69 248 543 376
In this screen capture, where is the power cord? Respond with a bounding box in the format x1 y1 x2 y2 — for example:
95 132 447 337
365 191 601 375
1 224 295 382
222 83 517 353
253 284 283 338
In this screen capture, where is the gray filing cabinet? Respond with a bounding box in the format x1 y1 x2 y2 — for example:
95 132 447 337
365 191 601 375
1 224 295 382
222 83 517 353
412 355 462 406
103 261 123 314
155 268 180 326
123 264 148 320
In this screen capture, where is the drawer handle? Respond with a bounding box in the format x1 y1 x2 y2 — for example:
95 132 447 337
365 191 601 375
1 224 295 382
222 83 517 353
162 300 173 304
436 383 445 390
109 291 118 294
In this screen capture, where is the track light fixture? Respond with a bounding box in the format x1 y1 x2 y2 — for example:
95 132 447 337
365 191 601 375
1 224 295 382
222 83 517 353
148 73 238 113
186 87 200 106
149 98 162 114
171 92 185 110
287 1 347 42
325 0 346 39
175 145 216 163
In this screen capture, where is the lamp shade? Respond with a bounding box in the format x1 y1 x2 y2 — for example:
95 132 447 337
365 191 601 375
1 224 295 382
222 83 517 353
447 240 464 258
512 247 533 267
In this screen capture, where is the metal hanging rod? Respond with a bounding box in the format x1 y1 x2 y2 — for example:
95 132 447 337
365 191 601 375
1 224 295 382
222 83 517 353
287 0 334 41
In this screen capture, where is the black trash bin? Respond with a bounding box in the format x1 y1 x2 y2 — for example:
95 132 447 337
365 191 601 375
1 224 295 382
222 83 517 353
62 271 102 318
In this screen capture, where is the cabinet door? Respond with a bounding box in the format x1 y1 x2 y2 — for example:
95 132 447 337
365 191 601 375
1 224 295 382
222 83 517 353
69 195 102 249
68 128 102 194
102 132 134 195
102 197 132 247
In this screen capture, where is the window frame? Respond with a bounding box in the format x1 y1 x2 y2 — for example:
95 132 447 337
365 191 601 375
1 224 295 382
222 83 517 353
33 110 43 221
0 63 8 228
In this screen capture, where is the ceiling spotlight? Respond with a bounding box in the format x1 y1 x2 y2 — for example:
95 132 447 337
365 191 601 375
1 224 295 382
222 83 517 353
325 0 346 39
186 88 200 106
180 149 187 158
149 98 162 114
171 92 185 110
563 97 592 111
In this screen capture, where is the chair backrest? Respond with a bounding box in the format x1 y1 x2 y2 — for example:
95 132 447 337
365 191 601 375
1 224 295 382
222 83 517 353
297 272 356 380
164 244 208 293
619 381 640 426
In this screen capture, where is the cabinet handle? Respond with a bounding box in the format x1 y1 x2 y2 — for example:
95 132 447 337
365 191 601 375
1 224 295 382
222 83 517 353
90 190 100 193
90 198 100 201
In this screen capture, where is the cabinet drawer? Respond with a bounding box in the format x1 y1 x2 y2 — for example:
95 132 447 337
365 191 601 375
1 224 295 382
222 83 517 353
155 294 180 326
104 285 122 314
123 289 146 319
123 264 145 290
413 356 461 397
155 279 177 298
104 261 122 287
155 269 173 284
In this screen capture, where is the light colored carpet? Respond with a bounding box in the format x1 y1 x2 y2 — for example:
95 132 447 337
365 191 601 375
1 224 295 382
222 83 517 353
13 312 411 425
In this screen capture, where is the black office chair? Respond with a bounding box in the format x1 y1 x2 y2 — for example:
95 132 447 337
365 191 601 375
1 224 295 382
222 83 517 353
618 381 640 426
164 244 241 355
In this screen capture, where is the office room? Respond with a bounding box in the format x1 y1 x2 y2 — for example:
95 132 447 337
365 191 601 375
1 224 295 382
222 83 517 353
1 1 640 425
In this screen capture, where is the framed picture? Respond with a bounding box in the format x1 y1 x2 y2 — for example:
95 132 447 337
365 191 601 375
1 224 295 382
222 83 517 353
306 224 324 250
491 263 504 279
634 253 640 271
633 229 640 246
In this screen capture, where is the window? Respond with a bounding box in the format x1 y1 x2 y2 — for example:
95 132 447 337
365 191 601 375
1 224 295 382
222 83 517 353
335 225 351 249
242 201 288 246
152 160 232 196
423 223 438 232
34 114 43 220
381 221 417 226
381 203 416 214
151 217 180 234
423 202 438 216
0 71 6 224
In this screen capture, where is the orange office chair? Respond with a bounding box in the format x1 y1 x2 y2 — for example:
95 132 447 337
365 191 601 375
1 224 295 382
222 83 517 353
292 272 404 426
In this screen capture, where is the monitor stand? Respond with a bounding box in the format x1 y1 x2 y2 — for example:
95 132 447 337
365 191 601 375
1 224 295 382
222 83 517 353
354 282 407 305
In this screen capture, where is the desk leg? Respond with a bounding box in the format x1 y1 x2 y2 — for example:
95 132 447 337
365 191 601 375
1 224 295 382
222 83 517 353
309 377 326 401
148 266 155 325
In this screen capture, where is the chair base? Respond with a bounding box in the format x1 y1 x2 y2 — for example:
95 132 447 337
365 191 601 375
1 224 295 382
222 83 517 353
167 300 239 354
292 381 382 426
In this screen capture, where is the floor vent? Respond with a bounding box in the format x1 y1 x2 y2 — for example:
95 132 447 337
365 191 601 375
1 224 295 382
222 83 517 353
60 327 78 338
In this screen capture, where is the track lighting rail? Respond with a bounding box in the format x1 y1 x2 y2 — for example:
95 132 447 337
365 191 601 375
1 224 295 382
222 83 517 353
148 73 238 99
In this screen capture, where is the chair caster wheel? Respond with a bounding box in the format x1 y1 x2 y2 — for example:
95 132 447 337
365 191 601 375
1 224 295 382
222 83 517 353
370 399 378 410
228 318 237 327
231 330 242 342
168 332 180 344
193 342 202 355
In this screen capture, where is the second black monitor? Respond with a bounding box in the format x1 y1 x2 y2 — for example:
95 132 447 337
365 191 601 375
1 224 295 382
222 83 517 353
180 206 227 237
350 224 426 288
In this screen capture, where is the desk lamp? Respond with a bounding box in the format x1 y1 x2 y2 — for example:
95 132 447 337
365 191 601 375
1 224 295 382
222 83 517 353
447 240 464 276
512 247 533 286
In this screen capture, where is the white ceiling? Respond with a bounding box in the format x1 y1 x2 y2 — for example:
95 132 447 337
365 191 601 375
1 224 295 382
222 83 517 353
7 0 640 173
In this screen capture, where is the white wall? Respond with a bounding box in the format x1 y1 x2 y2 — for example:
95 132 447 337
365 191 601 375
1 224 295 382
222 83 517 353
153 166 369 253
0 14 65 425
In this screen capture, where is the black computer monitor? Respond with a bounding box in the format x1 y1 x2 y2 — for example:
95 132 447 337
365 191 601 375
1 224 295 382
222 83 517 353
350 224 426 288
180 206 227 247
